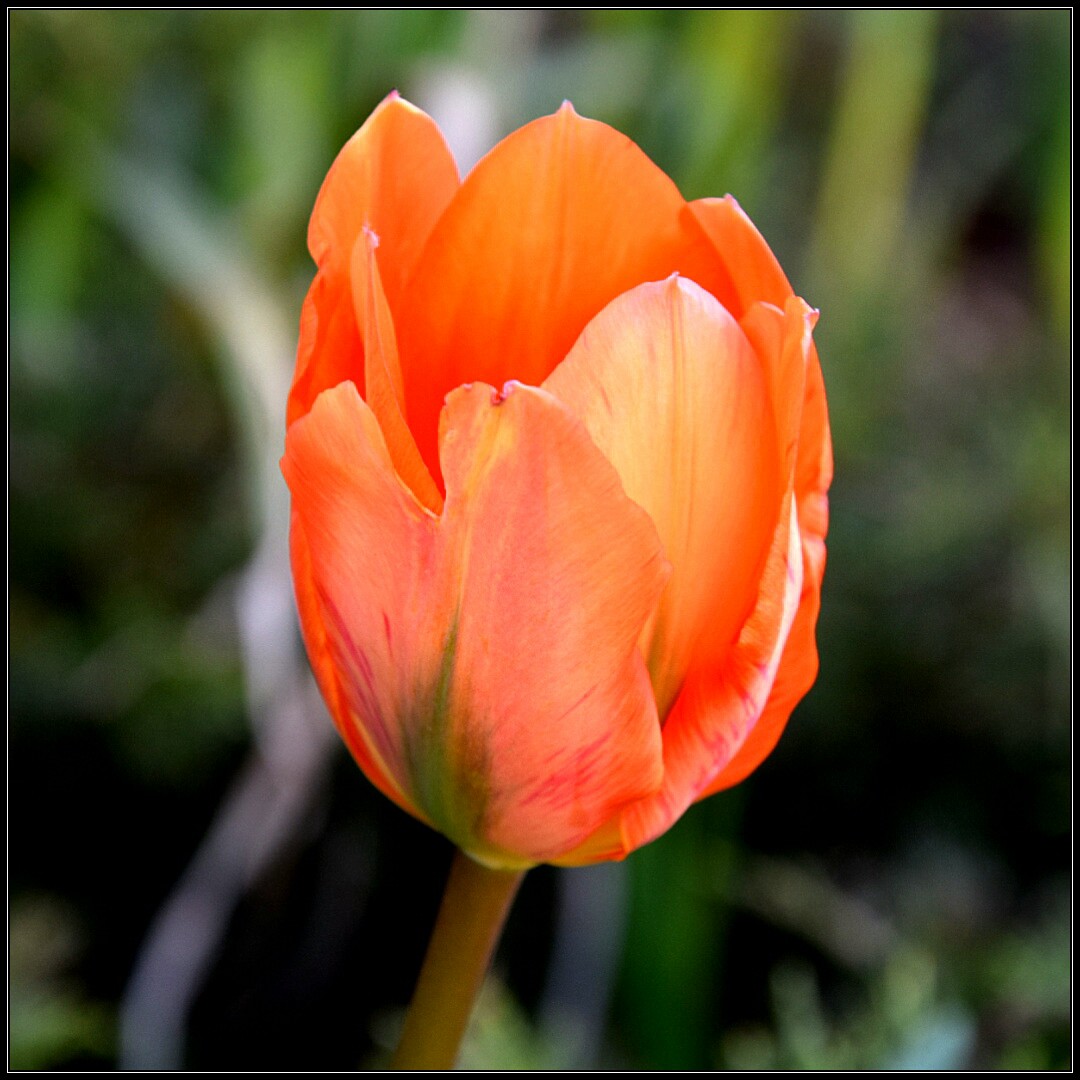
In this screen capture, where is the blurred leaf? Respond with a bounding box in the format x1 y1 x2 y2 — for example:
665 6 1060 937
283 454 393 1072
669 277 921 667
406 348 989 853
10 995 115 1071
457 977 552 1071
677 10 793 202
10 179 93 334
230 21 335 260
9 896 115 1069
882 1005 976 1070
619 801 740 1069
812 10 938 299
808 10 938 458
1037 95 1068 340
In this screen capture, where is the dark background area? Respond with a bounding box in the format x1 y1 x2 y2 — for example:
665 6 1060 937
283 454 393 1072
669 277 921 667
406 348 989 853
10 10 1070 1070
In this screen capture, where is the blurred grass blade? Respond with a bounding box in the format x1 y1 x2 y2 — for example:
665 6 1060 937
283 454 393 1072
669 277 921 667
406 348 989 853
679 9 793 202
811 11 938 302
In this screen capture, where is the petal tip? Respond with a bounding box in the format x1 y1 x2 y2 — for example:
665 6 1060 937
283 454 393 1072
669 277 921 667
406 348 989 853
374 89 428 123
492 380 523 406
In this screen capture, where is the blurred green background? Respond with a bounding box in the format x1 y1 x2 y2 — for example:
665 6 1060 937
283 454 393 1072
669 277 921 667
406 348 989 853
10 10 1070 1070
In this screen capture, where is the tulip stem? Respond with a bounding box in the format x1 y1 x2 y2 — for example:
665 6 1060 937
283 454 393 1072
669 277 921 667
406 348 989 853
391 849 525 1070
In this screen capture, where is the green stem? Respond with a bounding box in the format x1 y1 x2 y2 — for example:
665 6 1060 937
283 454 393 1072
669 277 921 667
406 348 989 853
392 849 526 1069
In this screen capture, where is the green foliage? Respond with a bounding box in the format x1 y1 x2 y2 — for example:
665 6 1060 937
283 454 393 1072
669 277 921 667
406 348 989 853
9 897 115 1069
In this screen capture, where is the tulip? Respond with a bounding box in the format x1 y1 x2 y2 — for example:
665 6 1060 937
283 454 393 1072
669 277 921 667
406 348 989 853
282 93 832 874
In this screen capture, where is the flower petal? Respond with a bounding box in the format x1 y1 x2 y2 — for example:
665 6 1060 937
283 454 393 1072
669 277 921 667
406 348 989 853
308 93 460 313
288 94 460 427
740 296 817 486
700 321 832 794
350 228 443 512
282 380 668 867
397 104 737 484
289 507 420 820
621 492 804 853
544 276 782 719
689 194 794 318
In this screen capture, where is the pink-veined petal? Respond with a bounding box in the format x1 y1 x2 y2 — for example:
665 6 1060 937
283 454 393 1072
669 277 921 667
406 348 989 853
288 506 420 821
282 380 668 867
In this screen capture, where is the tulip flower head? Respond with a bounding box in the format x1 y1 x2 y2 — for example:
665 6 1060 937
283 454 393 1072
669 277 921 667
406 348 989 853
282 94 832 870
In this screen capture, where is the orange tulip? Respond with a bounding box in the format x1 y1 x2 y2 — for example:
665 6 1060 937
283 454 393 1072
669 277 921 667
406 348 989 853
282 94 832 870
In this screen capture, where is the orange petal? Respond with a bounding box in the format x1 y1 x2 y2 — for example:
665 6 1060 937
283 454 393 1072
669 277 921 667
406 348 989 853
350 228 443 513
740 296 817 487
544 275 782 719
700 330 832 794
282 380 668 867
287 94 460 427
550 817 626 868
289 268 363 429
397 104 736 484
289 507 421 821
689 194 795 318
308 93 460 313
620 492 804 853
